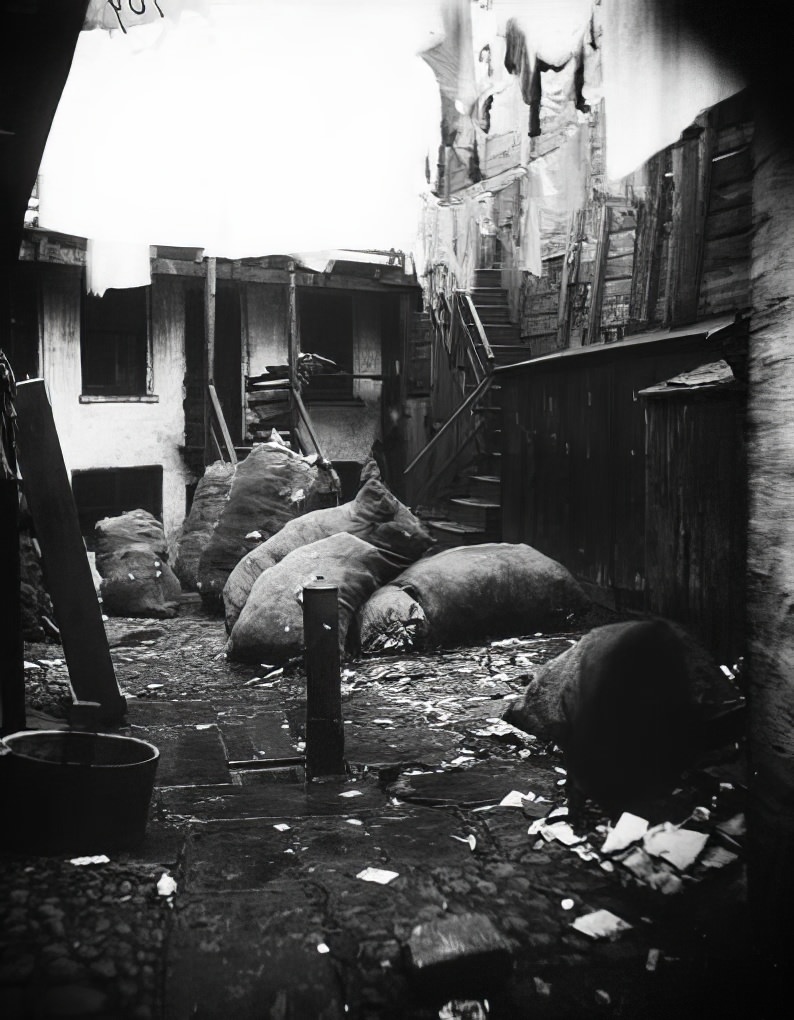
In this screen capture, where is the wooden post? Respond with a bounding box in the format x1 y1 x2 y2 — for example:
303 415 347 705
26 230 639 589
303 582 345 777
203 256 217 465
287 263 300 443
14 380 125 725
0 350 24 735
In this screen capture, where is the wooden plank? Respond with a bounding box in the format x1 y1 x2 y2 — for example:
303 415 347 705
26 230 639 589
14 380 125 724
208 383 239 466
704 202 753 240
667 119 715 325
585 202 611 345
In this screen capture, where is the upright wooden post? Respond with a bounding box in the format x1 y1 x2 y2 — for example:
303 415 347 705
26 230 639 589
203 256 217 464
287 263 300 442
14 380 125 725
303 582 345 777
0 350 25 735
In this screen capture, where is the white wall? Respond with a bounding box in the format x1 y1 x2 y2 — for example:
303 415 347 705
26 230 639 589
39 266 190 546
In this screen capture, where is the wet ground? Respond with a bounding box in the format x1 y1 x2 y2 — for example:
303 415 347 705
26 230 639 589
2 602 756 1019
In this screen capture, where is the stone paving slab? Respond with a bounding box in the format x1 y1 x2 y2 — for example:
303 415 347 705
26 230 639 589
129 723 232 787
344 724 464 769
387 758 563 807
158 776 389 822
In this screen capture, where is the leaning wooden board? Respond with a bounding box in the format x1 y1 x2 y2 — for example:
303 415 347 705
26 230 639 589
15 379 126 724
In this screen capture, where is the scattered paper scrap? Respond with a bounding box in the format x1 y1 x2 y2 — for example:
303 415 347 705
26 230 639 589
561 898 575 910
601 812 649 854
451 834 477 852
646 948 661 972
69 854 110 866
571 909 632 940
346 819 364 826
273 823 291 832
622 848 684 895
317 942 330 954
643 823 708 871
245 530 263 540
339 790 363 799
499 790 532 808
357 867 399 885
540 821 583 847
157 873 177 898
698 845 739 870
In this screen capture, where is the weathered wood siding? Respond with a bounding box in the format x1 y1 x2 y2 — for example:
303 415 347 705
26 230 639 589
501 334 746 658
644 387 746 662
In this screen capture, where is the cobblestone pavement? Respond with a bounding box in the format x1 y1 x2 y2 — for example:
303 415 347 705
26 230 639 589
2 603 755 1019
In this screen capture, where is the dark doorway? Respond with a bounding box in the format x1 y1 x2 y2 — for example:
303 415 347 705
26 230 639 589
71 466 163 548
184 282 204 458
298 290 354 400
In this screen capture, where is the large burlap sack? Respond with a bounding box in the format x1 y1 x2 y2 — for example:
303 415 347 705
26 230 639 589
222 472 434 632
226 533 404 664
503 619 741 814
173 461 235 591
359 543 590 653
95 509 182 618
197 440 341 609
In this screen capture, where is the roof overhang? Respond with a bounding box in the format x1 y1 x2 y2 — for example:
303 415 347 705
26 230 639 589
494 315 743 376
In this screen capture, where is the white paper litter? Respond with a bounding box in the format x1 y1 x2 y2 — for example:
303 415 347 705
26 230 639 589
499 790 533 808
69 854 110 866
157 873 177 898
23 660 41 670
339 790 363 798
195 724 213 730
601 812 649 854
273 823 291 832
317 942 330 954
245 530 263 540
451 834 477 851
356 867 399 885
643 823 709 871
646 948 661 972
346 819 364 826
540 821 583 847
561 898 575 910
571 909 632 940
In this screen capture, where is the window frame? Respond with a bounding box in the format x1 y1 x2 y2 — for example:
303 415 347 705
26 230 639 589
80 279 153 400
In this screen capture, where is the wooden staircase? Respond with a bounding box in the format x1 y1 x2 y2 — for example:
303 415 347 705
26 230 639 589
421 270 530 549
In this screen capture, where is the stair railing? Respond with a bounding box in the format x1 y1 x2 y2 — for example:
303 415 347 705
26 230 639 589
404 289 497 506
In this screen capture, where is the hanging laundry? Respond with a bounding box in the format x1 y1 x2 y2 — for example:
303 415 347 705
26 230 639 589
86 239 152 298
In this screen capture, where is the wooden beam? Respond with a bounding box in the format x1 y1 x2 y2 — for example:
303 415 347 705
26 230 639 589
628 153 665 331
585 202 611 345
14 380 125 725
667 117 716 325
203 256 217 464
208 383 238 466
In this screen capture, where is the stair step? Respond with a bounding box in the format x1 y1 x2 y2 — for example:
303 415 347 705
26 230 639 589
425 520 489 548
474 269 502 285
450 496 501 510
471 288 509 305
472 305 512 322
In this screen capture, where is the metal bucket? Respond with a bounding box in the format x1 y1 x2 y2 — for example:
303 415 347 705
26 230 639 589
0 730 159 855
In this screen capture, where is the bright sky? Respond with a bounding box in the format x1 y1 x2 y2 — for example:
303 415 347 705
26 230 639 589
39 0 444 257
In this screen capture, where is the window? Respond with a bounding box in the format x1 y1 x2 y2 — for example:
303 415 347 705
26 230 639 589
71 466 163 547
81 283 150 397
